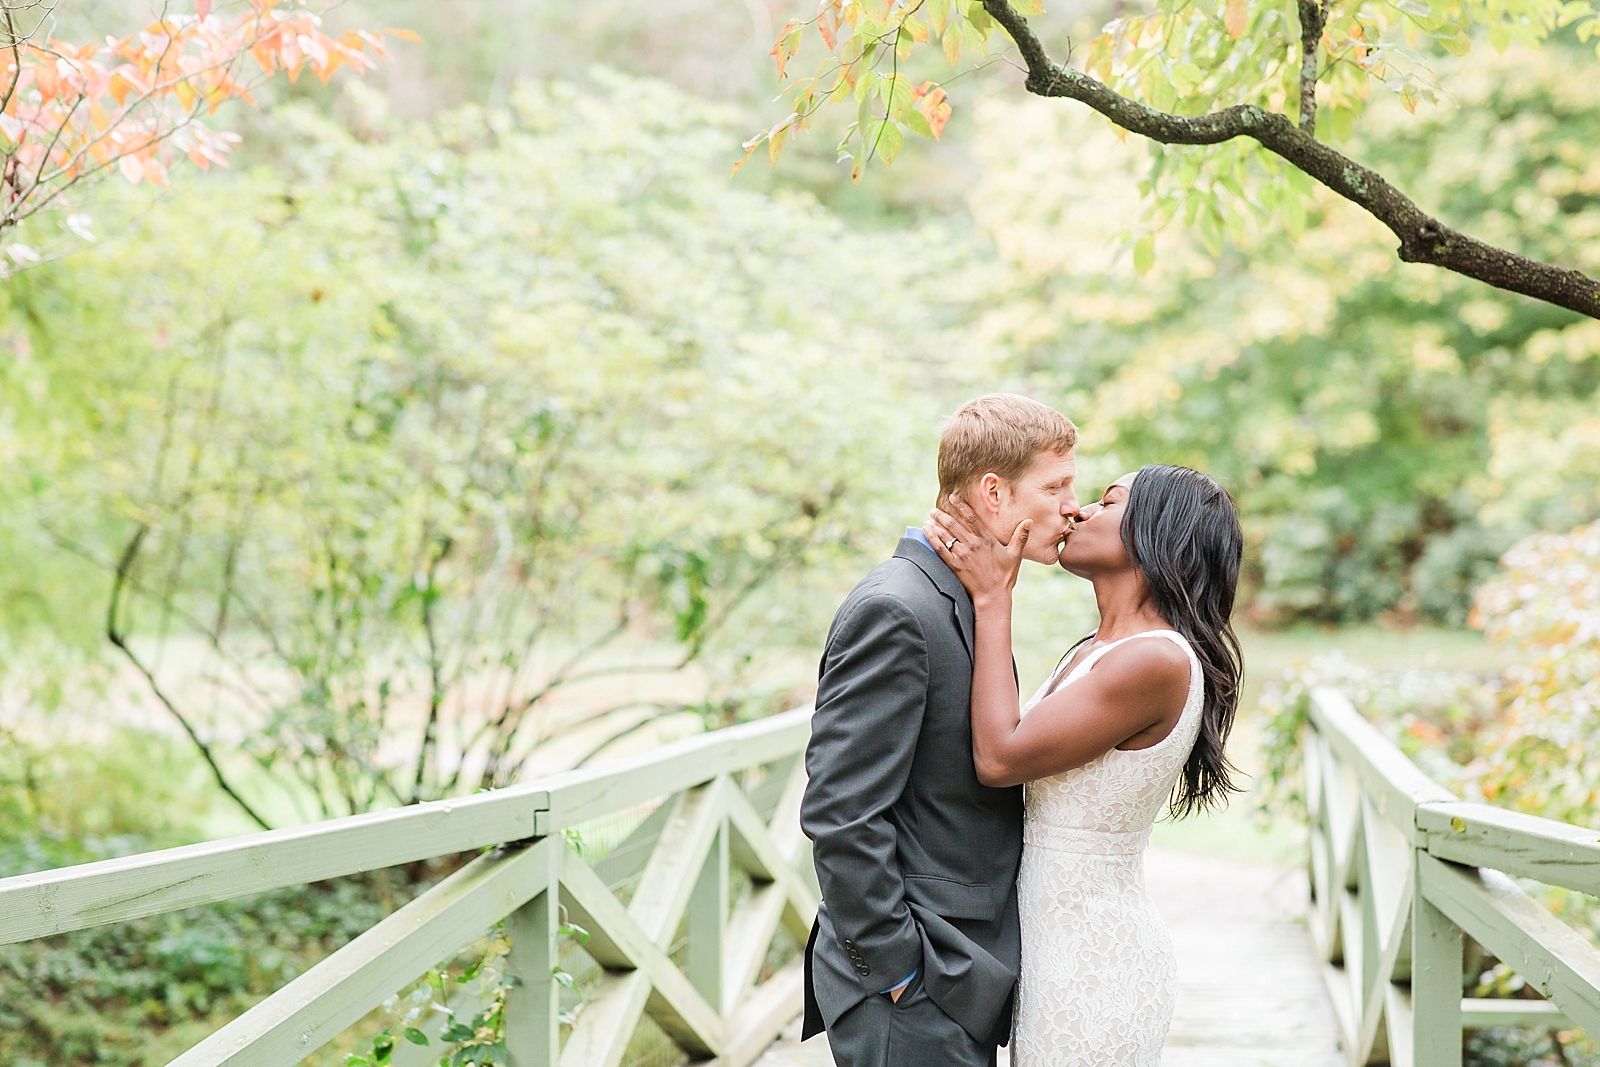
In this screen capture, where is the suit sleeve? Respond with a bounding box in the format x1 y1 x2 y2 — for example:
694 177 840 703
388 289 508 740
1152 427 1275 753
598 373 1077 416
801 593 927 990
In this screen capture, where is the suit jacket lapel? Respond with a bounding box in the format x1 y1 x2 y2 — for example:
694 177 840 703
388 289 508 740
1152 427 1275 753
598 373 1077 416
893 537 975 662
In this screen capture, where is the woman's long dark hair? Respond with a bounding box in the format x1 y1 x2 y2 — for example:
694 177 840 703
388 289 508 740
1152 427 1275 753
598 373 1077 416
1122 464 1244 817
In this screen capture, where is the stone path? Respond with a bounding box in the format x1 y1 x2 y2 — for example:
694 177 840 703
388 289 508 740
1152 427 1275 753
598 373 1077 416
751 848 1344 1067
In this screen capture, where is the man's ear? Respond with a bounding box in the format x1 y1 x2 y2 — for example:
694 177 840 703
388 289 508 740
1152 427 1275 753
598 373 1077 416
974 472 1004 512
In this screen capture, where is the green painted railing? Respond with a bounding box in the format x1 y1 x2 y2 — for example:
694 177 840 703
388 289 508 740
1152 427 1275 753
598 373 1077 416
1306 688 1600 1067
0 707 818 1067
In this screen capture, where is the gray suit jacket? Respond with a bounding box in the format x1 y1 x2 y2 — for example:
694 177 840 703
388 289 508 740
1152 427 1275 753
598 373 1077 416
801 537 1024 1045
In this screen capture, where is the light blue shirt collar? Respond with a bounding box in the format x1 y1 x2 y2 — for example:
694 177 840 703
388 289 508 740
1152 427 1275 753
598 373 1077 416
904 525 934 552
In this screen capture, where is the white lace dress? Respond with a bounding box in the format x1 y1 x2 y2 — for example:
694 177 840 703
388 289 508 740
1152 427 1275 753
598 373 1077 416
1012 629 1205 1067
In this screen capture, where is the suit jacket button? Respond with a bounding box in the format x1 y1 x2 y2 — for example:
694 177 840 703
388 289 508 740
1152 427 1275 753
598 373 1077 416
843 940 854 948
857 965 870 976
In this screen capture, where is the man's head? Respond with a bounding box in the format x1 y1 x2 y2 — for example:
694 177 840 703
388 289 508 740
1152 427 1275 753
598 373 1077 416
937 393 1080 564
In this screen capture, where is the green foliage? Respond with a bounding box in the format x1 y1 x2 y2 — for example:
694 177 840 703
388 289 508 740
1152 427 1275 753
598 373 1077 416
0 726 212 875
0 72 981 819
1465 1026 1600 1067
1255 649 1499 815
349 946 513 1067
1255 522 1600 819
1468 519 1600 823
967 42 1600 622
1083 0 1599 241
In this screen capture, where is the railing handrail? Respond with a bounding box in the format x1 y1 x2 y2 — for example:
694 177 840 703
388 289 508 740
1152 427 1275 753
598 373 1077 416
0 705 813 947
1308 687 1600 897
1303 686 1600 1067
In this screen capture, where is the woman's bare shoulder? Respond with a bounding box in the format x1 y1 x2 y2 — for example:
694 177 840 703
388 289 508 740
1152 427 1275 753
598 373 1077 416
1092 633 1191 688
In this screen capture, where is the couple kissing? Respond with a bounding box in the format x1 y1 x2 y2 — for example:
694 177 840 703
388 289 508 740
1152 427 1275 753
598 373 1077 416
800 393 1245 1067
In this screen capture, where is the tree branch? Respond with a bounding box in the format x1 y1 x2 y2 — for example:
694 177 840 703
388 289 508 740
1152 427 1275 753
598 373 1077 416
979 0 1600 319
410 534 452 804
107 523 273 831
1297 0 1329 133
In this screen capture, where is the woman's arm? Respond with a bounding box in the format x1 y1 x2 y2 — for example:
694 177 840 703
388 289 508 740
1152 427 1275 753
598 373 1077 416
968 630 1189 786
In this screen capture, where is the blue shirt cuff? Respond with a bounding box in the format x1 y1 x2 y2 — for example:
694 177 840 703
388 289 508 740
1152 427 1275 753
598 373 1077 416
881 969 917 995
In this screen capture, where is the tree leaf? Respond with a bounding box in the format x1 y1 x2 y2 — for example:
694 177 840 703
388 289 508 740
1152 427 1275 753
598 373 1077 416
768 120 791 165
1133 234 1156 275
1170 61 1205 95
873 120 906 165
942 26 963 64
1224 0 1249 39
731 135 762 175
877 72 914 120
914 83 953 139
770 19 803 80
819 4 840 50
896 25 916 60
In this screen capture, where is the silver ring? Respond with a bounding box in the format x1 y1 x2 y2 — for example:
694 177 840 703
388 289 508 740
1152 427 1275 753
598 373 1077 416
944 538 957 550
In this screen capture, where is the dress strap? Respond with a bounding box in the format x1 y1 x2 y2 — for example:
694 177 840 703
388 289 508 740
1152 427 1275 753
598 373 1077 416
1060 629 1191 685
1083 628 1184 664
1114 629 1187 651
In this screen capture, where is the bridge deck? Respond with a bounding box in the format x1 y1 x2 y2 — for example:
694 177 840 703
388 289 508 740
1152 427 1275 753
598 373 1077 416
753 848 1343 1067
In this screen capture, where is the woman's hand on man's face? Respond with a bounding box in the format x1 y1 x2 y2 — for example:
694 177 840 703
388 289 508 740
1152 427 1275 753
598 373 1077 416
923 495 1031 611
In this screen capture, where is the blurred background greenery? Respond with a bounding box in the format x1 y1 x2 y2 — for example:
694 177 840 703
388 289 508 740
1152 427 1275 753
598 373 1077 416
3 1 1599 1064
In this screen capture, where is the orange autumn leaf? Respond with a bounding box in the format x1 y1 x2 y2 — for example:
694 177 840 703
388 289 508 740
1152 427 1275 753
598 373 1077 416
913 83 952 140
0 0 407 251
1224 0 1249 39
770 20 803 81
819 4 840 51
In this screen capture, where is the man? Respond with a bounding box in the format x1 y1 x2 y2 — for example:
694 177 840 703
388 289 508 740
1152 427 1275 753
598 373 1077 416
801 394 1081 1067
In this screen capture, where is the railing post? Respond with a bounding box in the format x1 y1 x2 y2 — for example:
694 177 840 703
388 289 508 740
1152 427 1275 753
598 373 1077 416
686 819 728 1007
1412 856 1462 1067
506 840 562 1067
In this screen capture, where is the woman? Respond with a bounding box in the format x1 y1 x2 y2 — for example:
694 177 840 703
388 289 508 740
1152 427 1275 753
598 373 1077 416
923 464 1243 1066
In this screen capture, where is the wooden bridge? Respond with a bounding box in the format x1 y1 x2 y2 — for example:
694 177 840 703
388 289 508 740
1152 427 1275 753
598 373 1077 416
2 690 1597 1066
